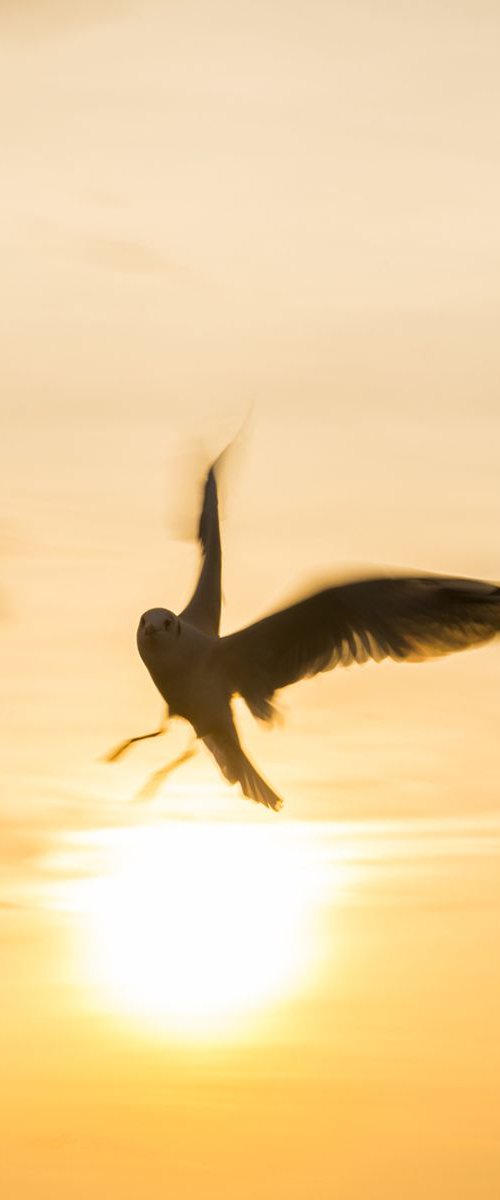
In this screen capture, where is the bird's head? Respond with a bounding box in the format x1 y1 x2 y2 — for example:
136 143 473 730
137 608 181 658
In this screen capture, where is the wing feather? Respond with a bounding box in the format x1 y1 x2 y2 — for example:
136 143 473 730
220 574 500 718
180 464 222 635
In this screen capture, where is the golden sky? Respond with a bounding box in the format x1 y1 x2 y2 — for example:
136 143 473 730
1 3 500 1197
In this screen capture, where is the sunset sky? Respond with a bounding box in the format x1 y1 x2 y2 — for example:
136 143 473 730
1 3 500 1197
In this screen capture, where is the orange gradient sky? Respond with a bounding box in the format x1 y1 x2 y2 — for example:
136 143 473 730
1 3 500 1198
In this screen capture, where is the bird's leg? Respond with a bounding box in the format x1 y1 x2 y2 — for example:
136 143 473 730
134 734 198 803
102 707 169 763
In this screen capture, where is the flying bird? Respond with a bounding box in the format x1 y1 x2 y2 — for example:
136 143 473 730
107 445 500 811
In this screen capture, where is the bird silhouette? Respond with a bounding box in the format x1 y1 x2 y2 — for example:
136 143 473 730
107 443 500 811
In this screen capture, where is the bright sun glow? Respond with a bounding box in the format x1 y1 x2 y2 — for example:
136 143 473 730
58 820 337 1040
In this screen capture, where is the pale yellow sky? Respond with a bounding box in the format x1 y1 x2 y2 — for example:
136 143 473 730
1 4 500 1197
2 2 500 368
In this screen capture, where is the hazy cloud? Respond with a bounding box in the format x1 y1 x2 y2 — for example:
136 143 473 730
0 1 138 41
79 234 180 276
24 220 182 278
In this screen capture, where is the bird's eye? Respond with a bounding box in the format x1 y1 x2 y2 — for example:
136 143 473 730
164 618 171 631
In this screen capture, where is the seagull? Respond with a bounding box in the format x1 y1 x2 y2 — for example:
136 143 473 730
107 444 500 811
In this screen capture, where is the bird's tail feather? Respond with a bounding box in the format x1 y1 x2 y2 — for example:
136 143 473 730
236 754 284 812
203 735 283 812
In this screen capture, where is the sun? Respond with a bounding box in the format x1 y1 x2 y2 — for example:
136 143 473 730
65 819 328 1039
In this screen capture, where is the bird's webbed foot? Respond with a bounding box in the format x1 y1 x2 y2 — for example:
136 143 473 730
133 735 198 802
101 708 169 762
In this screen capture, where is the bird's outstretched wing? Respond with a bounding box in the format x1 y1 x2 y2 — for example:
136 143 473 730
221 575 500 719
180 459 223 635
179 418 251 634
